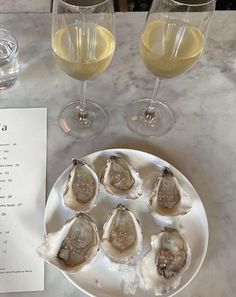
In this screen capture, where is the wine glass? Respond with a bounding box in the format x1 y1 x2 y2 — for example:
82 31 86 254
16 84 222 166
52 0 116 138
124 0 216 137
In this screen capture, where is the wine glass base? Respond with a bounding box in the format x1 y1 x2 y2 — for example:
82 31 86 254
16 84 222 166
59 100 108 139
124 99 174 137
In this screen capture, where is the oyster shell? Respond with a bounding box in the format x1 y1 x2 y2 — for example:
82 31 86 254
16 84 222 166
149 167 192 216
64 159 99 212
141 228 191 295
37 213 99 273
101 155 142 199
101 204 143 263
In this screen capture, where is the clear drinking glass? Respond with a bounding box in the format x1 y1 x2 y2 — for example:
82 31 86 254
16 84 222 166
52 0 116 138
124 0 216 137
0 29 19 90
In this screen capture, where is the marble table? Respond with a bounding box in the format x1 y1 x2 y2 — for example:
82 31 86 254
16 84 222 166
0 0 50 12
0 11 236 297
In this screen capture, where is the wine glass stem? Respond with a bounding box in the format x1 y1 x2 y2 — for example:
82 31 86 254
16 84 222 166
77 80 89 123
79 80 87 113
144 78 161 120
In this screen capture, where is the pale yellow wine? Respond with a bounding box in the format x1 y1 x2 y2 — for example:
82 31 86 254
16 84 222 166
140 19 205 78
53 22 115 80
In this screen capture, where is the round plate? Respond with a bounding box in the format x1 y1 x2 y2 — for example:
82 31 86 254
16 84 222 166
45 148 208 297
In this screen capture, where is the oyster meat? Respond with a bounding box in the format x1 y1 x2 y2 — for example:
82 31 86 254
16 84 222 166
149 167 192 216
101 155 142 199
64 159 99 211
141 228 191 295
37 213 99 273
101 204 143 263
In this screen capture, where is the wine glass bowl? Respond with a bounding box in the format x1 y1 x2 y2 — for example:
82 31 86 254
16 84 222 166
140 19 205 78
124 0 215 137
53 21 115 81
52 0 115 138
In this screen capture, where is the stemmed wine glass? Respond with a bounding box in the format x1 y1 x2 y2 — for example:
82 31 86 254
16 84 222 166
124 0 215 137
52 0 116 138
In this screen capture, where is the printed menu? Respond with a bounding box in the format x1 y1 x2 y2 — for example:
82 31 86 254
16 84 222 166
0 108 47 293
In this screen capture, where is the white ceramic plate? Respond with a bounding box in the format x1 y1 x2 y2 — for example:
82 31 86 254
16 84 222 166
45 148 208 297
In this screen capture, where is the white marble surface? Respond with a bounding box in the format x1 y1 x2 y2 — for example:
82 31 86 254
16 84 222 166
0 11 236 297
0 0 50 12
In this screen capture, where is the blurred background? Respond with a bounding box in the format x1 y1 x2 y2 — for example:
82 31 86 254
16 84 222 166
114 0 236 11
1 0 234 13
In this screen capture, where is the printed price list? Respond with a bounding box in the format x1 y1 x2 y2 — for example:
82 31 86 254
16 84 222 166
0 142 22 268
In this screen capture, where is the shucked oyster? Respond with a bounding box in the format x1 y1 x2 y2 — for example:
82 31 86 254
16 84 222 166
64 159 99 212
101 156 142 199
101 204 143 264
141 228 191 295
149 167 192 216
37 213 99 273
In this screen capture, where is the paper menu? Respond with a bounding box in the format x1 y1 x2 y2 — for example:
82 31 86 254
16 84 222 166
0 108 47 293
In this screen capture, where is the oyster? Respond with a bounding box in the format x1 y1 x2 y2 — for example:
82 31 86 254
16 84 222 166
101 204 143 263
149 167 192 216
101 155 142 199
64 159 99 212
37 213 99 273
141 228 191 295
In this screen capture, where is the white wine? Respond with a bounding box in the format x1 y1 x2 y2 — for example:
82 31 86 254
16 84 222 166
140 19 205 78
53 22 115 80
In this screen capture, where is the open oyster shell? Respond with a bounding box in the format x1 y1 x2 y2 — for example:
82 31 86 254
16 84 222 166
37 213 99 273
101 155 142 199
63 159 99 212
141 227 191 295
101 204 143 264
149 167 192 216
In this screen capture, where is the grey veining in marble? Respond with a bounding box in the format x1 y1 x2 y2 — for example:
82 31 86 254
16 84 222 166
0 0 50 12
0 11 236 297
